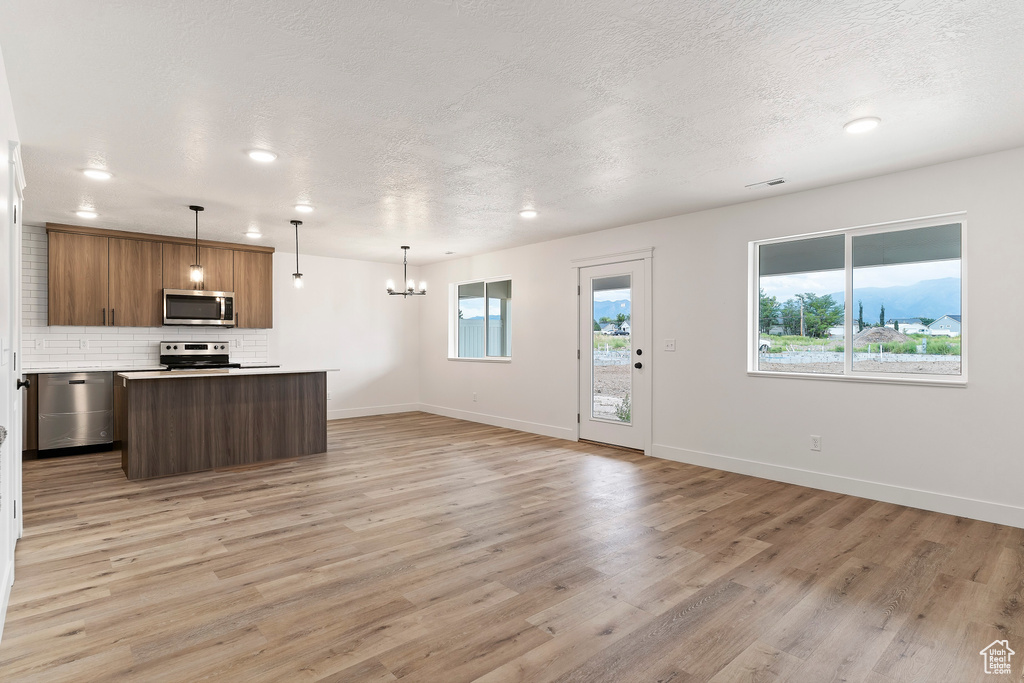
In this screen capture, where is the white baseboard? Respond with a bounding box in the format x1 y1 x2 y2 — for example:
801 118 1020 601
652 443 1024 529
0 558 11 644
418 403 575 441
327 403 420 421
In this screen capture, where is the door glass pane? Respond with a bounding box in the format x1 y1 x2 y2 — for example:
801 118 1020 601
592 274 631 423
458 282 485 358
485 280 512 357
852 223 961 375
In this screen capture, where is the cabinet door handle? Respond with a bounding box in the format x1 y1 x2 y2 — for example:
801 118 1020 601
235 312 239 327
111 308 115 326
102 308 106 325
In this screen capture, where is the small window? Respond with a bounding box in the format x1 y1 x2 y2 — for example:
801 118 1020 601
752 216 964 384
453 278 512 359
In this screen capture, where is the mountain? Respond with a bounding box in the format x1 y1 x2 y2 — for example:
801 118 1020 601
593 299 631 322
827 277 960 321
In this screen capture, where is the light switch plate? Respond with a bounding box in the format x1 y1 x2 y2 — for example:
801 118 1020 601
663 339 676 352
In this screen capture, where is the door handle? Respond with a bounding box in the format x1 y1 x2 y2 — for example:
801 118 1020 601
111 308 115 326
17 378 31 390
102 308 106 325
634 362 642 369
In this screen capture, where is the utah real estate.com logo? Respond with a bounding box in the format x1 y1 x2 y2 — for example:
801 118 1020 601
980 640 1014 675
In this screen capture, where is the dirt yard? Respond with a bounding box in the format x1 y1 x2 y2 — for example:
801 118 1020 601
759 360 961 375
593 364 630 420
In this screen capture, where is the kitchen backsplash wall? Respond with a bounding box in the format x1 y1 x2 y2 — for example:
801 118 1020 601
22 224 270 370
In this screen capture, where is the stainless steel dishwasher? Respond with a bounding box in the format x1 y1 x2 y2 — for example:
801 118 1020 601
38 372 113 451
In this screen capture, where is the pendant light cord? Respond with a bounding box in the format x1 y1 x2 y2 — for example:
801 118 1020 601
295 224 300 272
194 209 200 266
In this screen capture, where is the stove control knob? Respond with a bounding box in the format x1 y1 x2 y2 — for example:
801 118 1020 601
165 345 171 350
173 345 178 350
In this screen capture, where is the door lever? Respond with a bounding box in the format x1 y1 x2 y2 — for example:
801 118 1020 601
17 378 31 390
634 362 642 369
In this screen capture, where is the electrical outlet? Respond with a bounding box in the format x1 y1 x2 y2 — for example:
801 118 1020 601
664 339 676 352
233 338 241 349
472 392 478 402
80 339 89 350
810 435 822 452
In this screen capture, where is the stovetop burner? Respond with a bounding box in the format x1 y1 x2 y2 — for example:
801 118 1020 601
159 341 238 370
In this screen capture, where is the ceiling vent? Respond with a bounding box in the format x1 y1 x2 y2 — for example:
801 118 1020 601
745 178 786 189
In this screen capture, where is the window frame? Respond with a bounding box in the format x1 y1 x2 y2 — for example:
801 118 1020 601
448 275 513 362
748 212 967 387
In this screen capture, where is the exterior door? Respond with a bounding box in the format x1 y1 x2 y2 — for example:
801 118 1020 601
578 259 650 451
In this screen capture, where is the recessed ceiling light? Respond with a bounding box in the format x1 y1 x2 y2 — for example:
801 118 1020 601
444 251 456 255
82 168 112 180
76 209 98 219
843 117 881 134
519 209 538 219
247 149 278 163
245 230 262 239
294 204 314 213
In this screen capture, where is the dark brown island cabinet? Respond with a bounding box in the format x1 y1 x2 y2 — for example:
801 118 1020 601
118 370 329 480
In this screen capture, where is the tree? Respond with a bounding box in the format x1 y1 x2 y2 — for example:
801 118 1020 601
919 317 936 327
780 299 802 335
794 292 843 338
598 316 612 325
593 319 600 331
879 304 886 328
893 319 899 331
759 288 781 334
615 313 629 326
857 300 865 333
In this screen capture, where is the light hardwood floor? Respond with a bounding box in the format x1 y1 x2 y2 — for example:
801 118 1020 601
0 412 1020 682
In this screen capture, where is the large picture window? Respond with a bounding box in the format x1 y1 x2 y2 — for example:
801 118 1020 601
452 278 512 359
751 216 964 383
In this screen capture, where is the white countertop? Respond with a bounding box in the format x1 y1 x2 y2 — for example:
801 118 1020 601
118 367 336 380
28 364 279 375
27 366 167 374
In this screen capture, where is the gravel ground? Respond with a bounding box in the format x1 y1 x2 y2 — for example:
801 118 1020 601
593 364 630 418
759 360 961 375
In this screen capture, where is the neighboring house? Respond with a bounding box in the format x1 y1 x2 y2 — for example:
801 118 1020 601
928 315 962 336
767 323 784 335
600 323 619 334
619 322 631 334
885 318 929 335
828 326 845 338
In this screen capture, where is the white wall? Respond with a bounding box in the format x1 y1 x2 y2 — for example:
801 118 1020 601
20 225 270 369
269 251 420 420
419 146 1024 527
0 40 21 642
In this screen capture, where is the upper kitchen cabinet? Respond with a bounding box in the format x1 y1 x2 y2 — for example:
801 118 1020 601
233 250 273 328
45 223 274 329
108 238 163 327
48 231 108 326
162 243 234 292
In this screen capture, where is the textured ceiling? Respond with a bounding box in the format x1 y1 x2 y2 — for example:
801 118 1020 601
1 0 1023 264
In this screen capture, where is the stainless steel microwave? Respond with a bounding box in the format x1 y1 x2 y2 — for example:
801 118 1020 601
163 289 235 326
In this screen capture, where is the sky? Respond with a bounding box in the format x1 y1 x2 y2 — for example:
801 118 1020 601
594 288 631 303
761 260 961 302
458 297 509 319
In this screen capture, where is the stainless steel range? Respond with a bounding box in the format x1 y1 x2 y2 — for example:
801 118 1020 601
159 341 241 370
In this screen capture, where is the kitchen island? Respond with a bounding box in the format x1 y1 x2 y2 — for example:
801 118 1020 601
117 368 334 480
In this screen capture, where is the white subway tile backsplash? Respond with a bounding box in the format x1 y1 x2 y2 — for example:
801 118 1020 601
22 224 269 371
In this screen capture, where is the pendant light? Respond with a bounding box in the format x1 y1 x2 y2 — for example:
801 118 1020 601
291 219 304 288
386 246 426 297
188 205 204 284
